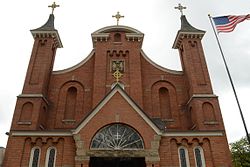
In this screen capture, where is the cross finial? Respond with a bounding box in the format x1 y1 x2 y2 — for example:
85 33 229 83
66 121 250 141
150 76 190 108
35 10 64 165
48 2 60 14
112 11 124 26
113 69 123 82
174 3 186 16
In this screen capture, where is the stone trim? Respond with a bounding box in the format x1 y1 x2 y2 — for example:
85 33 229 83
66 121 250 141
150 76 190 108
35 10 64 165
18 94 49 105
162 131 224 137
140 50 183 75
53 50 95 74
17 121 32 125
11 131 72 137
186 94 218 105
173 31 205 49
92 25 143 34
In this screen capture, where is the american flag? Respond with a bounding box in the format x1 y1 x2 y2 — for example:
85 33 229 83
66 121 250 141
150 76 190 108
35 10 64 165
212 15 250 33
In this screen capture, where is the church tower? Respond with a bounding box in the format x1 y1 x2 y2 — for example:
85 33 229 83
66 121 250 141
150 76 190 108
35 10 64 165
3 4 232 167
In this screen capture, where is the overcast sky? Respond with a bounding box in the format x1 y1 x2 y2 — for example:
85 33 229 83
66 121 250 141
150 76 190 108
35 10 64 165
0 0 250 147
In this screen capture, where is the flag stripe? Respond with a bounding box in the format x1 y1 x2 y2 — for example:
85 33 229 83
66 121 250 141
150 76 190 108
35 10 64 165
212 14 250 33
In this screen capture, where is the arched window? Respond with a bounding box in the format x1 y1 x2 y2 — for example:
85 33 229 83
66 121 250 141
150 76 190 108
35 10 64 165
64 87 77 120
20 102 33 121
178 146 190 167
45 147 56 167
202 102 216 121
29 147 41 167
194 146 206 167
159 87 171 119
91 123 144 150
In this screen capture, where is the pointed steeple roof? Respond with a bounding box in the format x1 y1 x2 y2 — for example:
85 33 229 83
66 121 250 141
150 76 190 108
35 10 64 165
31 14 56 31
173 15 205 49
30 14 63 48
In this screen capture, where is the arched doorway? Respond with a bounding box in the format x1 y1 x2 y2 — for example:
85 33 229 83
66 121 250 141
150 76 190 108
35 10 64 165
89 157 146 167
89 123 146 167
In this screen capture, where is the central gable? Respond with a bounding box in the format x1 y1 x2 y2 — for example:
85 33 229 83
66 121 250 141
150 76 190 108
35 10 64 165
72 84 161 149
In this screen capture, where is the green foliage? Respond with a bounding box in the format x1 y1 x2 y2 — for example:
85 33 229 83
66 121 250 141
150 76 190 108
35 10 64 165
230 136 250 167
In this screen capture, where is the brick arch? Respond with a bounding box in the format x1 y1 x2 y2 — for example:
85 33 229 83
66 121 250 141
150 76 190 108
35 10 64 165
151 81 179 128
56 81 85 127
19 102 33 122
202 102 216 121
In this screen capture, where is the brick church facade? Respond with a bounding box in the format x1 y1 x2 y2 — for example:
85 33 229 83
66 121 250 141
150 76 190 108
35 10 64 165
3 11 232 167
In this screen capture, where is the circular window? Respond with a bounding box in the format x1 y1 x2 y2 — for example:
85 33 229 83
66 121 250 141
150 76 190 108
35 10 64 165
90 124 144 150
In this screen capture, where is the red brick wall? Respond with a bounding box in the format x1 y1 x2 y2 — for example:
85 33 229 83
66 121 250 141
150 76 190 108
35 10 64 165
4 26 232 166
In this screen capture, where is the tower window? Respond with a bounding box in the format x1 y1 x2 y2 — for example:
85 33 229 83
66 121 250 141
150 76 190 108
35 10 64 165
194 146 206 167
114 33 121 42
178 146 190 167
45 147 57 167
29 147 41 167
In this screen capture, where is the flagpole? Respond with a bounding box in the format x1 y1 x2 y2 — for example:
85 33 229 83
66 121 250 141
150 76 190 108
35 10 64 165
208 14 250 144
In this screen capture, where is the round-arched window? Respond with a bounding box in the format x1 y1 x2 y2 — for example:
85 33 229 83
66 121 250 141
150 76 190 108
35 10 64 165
90 123 144 150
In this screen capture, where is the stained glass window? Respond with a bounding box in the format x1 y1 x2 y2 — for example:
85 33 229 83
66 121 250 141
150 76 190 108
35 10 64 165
45 147 56 167
179 148 187 167
194 147 205 167
91 124 144 150
30 147 40 167
48 148 56 167
178 146 190 167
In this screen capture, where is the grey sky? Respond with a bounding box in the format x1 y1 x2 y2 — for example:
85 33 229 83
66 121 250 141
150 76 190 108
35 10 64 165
0 0 250 147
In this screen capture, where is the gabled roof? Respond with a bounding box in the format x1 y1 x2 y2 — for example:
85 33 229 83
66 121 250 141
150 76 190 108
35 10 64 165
72 83 162 135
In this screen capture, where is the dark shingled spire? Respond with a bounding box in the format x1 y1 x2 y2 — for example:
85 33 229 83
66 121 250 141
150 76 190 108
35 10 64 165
173 15 205 49
179 15 205 33
31 14 56 31
30 14 63 48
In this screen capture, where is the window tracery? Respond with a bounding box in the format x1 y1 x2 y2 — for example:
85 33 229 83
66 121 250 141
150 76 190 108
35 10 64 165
91 124 144 150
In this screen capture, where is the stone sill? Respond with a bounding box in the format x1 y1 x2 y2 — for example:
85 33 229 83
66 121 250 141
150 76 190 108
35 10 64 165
62 119 76 124
204 121 219 125
17 121 32 125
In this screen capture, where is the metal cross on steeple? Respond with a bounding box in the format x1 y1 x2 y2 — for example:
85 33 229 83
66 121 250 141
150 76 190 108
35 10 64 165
174 3 186 16
112 11 124 25
48 2 60 14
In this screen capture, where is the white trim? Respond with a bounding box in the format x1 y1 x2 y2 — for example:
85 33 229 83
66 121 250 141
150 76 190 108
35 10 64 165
111 82 124 90
45 147 57 167
162 131 223 137
92 25 143 34
31 30 63 48
10 130 224 138
11 131 72 137
140 50 183 75
18 94 49 105
173 31 205 49
193 146 206 167
186 94 218 105
72 85 161 135
52 50 95 74
178 146 190 167
29 146 41 167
